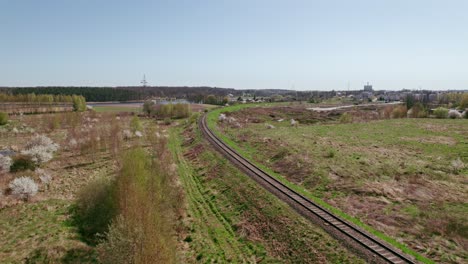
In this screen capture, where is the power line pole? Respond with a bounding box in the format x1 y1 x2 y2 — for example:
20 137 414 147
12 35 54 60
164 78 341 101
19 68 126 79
141 74 148 87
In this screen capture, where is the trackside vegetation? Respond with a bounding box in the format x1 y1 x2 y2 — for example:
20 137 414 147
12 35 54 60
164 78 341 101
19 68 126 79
168 121 364 263
206 105 434 264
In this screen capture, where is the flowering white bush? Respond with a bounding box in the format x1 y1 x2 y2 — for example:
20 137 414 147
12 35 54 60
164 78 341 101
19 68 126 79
36 168 52 184
219 114 227 121
69 138 78 147
122 129 132 140
21 135 59 164
0 154 12 172
134 131 143 137
24 135 59 152
22 145 54 163
448 110 462 119
9 177 38 200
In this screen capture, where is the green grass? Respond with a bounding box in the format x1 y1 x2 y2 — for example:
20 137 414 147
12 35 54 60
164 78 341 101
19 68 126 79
0 199 97 263
169 123 364 263
206 105 436 264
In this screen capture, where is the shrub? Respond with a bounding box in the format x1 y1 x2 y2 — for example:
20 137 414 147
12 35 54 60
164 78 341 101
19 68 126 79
21 134 60 164
10 155 36 172
0 112 8 125
409 103 427 118
21 145 54 163
122 129 132 140
434 107 449 119
142 101 155 115
9 177 38 201
75 177 117 244
130 116 142 132
391 105 407 118
339 113 353 123
72 95 86 112
97 215 136 264
164 118 171 125
0 154 12 172
448 110 462 119
325 149 336 158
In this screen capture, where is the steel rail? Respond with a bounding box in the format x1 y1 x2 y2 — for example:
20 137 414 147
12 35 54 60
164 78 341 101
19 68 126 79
200 114 416 264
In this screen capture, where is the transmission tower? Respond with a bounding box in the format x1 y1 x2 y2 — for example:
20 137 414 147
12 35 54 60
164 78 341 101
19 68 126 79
141 74 148 87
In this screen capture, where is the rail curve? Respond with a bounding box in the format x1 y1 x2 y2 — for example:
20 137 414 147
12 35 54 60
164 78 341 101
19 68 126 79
200 114 416 264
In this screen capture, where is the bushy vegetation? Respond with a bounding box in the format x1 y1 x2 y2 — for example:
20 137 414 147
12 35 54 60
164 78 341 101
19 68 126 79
448 110 462 119
75 177 117 244
72 95 86 112
0 112 8 125
409 102 427 118
9 177 38 201
150 103 191 119
7 87 140 102
339 113 353 123
21 135 59 164
10 155 36 172
129 116 142 132
75 142 182 262
391 105 407 118
434 107 449 119
0 93 85 104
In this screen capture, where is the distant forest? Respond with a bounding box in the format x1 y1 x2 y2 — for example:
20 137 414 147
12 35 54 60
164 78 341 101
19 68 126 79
0 86 339 102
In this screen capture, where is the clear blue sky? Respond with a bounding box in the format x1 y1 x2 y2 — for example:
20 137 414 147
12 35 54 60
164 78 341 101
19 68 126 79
1 0 467 90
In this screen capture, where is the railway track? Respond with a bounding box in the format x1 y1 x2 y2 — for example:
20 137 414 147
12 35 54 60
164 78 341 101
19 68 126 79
200 114 417 264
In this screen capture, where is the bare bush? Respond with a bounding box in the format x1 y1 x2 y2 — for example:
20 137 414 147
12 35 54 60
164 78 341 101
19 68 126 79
391 105 407 118
9 176 38 200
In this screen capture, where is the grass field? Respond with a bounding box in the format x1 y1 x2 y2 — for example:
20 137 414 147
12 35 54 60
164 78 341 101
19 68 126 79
207 105 467 263
169 121 364 263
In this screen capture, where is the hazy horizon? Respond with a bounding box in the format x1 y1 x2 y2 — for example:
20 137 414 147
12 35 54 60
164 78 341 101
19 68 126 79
1 0 467 91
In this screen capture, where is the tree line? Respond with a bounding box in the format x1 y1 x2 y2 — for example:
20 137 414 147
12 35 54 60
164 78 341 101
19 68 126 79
0 93 86 111
2 87 142 102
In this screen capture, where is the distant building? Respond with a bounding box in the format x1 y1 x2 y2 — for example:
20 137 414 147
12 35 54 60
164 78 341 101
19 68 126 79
364 82 373 92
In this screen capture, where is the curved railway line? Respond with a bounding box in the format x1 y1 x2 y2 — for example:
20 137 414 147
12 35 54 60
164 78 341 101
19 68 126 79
200 114 417 264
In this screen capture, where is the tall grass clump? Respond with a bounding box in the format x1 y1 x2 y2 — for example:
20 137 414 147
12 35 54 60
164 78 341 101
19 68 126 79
339 113 353 123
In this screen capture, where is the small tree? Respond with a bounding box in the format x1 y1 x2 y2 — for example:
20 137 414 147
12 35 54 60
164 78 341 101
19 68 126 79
205 95 217 105
72 95 86 112
9 177 38 201
0 112 8 125
142 101 154 116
